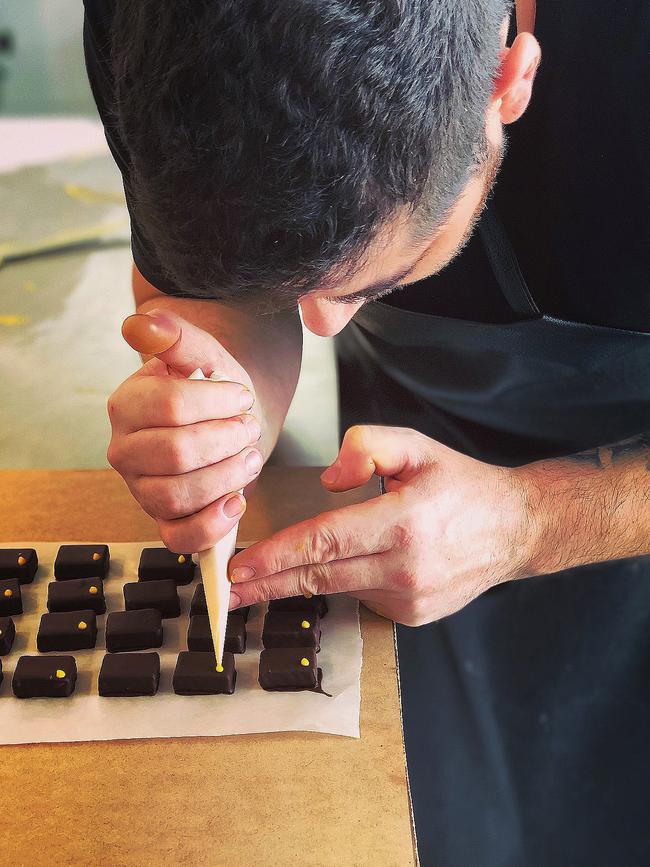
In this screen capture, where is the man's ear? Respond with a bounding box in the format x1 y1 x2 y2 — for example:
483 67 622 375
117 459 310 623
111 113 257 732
492 32 541 125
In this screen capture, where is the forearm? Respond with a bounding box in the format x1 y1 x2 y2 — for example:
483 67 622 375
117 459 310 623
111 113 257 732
519 433 650 575
133 269 302 462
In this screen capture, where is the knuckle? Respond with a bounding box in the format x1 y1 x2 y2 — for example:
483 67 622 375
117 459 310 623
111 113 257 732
306 524 340 563
159 382 186 427
298 563 330 597
106 438 122 471
164 433 193 474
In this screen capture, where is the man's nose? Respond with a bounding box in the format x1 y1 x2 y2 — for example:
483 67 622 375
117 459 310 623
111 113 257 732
299 297 364 337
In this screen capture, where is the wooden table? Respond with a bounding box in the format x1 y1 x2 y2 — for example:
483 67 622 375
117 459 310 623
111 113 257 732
0 469 415 867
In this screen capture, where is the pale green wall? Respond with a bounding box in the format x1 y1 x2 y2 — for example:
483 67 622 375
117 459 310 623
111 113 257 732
0 0 94 115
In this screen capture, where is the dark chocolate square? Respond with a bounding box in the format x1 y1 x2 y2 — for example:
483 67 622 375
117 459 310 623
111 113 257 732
259 648 319 691
123 579 180 618
190 583 249 621
138 548 196 585
187 614 247 654
47 578 106 615
262 611 321 651
0 617 15 656
0 579 22 616
37 610 97 652
99 652 160 696
54 544 110 580
12 655 77 698
268 594 328 618
172 651 236 695
106 609 163 653
0 548 38 584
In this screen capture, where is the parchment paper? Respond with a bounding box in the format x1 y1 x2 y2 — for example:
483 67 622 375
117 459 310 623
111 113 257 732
0 541 362 744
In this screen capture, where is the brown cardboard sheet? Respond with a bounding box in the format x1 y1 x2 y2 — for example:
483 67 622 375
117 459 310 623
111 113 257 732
0 468 415 867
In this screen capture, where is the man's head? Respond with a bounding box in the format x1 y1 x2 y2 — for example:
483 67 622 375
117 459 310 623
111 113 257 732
112 1 540 335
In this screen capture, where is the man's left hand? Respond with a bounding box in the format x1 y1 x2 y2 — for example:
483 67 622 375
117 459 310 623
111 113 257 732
227 425 538 625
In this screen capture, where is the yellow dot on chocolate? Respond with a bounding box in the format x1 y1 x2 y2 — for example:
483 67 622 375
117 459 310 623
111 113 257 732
78 621 87 630
55 670 66 679
301 620 311 629
92 552 101 561
89 585 98 595
178 555 186 564
17 555 27 566
216 664 224 673
303 591 313 599
3 589 12 598
300 657 310 667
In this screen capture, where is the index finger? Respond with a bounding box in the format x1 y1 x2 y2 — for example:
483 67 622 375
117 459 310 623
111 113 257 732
228 493 398 584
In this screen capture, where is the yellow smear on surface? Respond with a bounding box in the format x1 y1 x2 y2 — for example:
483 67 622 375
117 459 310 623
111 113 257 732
63 182 125 205
55 670 66 679
3 589 12 597
300 658 310 667
216 664 224 673
89 586 98 595
0 314 28 327
178 555 186 564
92 552 101 561
301 620 311 629
23 280 37 292
17 555 27 566
78 621 87 631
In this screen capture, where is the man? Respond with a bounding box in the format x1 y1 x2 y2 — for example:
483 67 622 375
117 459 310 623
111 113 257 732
84 1 649 864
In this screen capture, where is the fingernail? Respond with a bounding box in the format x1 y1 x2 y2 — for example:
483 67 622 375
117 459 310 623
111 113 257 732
245 449 263 474
223 493 246 518
321 462 340 484
243 414 261 443
239 388 255 411
229 590 242 609
230 565 255 583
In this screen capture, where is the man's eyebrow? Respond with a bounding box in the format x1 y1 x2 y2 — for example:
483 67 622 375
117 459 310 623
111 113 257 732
322 233 440 304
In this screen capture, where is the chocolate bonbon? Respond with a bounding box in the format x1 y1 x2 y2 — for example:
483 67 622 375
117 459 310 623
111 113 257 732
54 544 109 580
0 548 38 583
0 617 15 655
262 611 321 651
37 610 97 652
138 548 195 585
12 655 77 698
258 648 321 692
47 578 106 615
99 652 160 696
106 609 163 653
268 594 328 618
0 579 22 616
190 582 250 621
123 579 180 618
172 651 236 695
187 613 247 654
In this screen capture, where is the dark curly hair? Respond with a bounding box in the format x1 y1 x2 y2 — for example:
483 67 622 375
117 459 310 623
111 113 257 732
111 0 509 309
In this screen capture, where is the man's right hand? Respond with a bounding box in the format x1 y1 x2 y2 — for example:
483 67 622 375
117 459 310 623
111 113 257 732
107 309 263 553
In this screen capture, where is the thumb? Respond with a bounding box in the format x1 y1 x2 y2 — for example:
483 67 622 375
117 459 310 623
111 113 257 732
320 424 433 491
122 307 250 385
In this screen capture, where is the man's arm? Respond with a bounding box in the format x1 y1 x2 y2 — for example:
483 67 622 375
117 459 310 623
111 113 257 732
522 432 650 575
132 264 302 462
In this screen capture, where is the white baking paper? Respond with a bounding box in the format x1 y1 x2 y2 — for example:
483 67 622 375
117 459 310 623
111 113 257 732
0 541 362 744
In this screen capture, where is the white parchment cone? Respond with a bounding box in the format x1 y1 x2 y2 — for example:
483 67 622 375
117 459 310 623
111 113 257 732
188 368 242 668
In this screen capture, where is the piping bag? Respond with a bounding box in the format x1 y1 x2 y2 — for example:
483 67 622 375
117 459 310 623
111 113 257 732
122 313 242 670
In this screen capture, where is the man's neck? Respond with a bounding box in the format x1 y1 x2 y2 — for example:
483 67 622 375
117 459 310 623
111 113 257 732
516 0 536 33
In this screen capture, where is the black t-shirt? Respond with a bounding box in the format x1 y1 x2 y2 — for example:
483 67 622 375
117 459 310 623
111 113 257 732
83 0 649 331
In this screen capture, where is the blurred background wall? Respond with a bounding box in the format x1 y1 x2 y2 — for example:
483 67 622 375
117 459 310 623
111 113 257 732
0 0 94 115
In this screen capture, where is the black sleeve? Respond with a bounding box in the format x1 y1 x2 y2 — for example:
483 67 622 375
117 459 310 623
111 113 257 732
82 0 185 296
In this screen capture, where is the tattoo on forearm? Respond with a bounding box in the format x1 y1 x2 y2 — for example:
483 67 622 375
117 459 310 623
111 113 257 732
567 433 650 471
